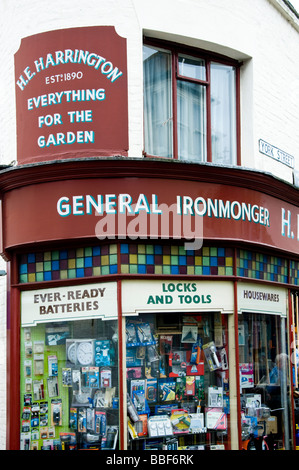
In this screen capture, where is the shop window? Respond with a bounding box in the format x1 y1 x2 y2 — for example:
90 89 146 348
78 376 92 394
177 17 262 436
239 313 292 450
143 40 239 165
20 318 119 450
125 312 230 450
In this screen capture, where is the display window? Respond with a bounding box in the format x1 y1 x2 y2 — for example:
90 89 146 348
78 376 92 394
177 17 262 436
143 39 238 165
20 318 119 450
125 311 230 450
239 313 292 450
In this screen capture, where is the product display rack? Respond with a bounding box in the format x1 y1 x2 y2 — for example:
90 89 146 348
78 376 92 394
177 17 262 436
126 312 230 450
20 319 120 450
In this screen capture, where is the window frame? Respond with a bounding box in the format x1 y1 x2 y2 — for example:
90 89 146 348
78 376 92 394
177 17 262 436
143 37 241 166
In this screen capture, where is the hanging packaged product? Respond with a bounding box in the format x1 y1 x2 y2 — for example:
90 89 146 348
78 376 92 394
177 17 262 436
185 376 195 396
25 341 33 358
146 378 158 403
103 426 118 449
132 389 148 414
240 363 254 388
189 413 206 433
205 408 227 430
33 379 44 401
59 432 77 450
135 414 148 437
208 387 224 408
48 355 58 376
47 376 59 398
34 354 44 375
51 399 62 426
136 322 156 346
181 325 198 343
24 360 32 378
159 378 176 401
170 409 191 434
62 368 72 387
95 410 106 436
100 367 112 388
148 415 173 437
25 378 32 394
69 408 78 430
160 335 173 355
78 408 87 433
127 393 140 423
126 322 139 346
190 340 202 364
169 350 187 377
95 340 113 367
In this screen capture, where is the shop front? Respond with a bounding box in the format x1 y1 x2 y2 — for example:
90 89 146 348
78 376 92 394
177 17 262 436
13 254 294 450
1 158 298 450
1 23 298 451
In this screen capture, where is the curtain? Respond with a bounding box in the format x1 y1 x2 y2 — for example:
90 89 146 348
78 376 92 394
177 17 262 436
210 63 237 165
143 46 173 158
143 47 237 165
177 80 207 162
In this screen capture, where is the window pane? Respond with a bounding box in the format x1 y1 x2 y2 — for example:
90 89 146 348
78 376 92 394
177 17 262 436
20 318 119 450
211 63 237 165
239 313 291 450
126 312 231 450
143 46 173 158
178 54 206 81
177 80 207 162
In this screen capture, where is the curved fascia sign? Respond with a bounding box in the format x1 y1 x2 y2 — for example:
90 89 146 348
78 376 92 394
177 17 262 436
14 26 128 164
2 176 299 256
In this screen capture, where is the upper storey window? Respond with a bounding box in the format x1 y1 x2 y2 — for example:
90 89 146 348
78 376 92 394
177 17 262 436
143 40 239 165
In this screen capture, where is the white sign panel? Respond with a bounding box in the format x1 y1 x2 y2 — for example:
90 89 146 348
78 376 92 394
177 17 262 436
237 283 287 316
122 280 234 315
259 139 294 168
21 282 118 326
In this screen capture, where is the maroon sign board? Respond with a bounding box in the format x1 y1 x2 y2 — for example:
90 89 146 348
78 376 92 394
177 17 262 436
14 26 128 164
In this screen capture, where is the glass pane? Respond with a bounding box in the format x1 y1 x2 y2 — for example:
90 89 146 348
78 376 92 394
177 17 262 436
20 318 119 450
177 80 207 162
238 313 291 450
211 63 237 165
178 54 206 81
126 312 231 450
143 46 173 158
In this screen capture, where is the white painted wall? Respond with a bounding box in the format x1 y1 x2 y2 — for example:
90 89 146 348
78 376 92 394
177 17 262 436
1 0 298 178
0 0 298 449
